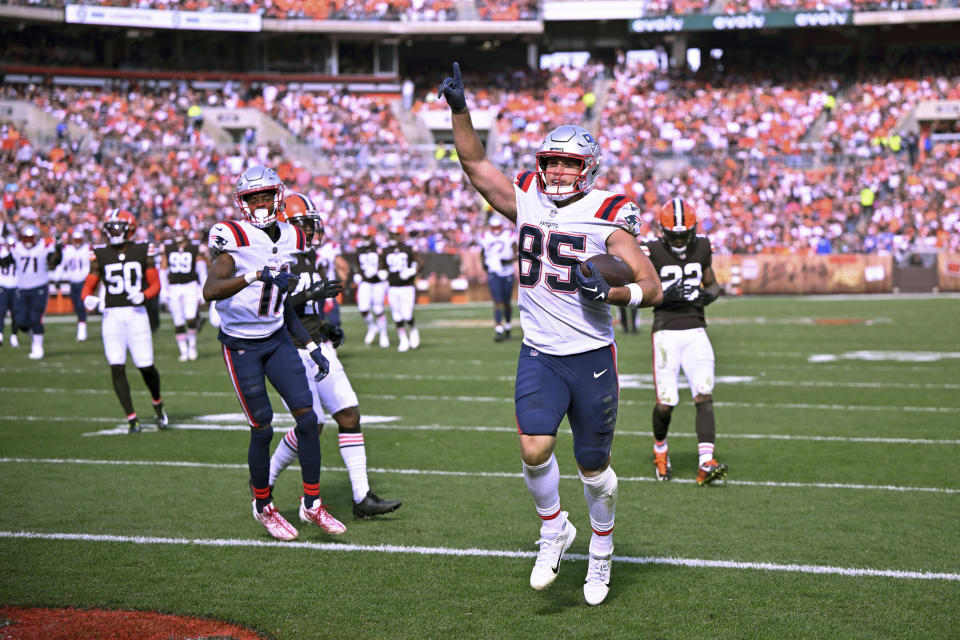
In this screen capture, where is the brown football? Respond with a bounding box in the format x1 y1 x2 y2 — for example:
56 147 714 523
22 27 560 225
579 253 634 287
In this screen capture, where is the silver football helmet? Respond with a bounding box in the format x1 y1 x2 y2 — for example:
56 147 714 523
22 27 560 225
20 224 39 248
234 165 285 228
535 125 602 202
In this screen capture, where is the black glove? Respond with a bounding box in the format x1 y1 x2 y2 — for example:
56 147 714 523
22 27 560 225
309 347 329 382
438 62 468 114
322 323 345 348
661 279 687 303
305 279 344 302
573 260 611 304
259 267 300 294
699 288 720 306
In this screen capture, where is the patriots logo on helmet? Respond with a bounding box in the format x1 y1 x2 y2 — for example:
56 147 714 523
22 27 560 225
212 235 227 250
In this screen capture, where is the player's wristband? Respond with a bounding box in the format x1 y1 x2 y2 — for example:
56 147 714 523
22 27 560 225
243 271 258 285
305 341 319 353
625 282 645 308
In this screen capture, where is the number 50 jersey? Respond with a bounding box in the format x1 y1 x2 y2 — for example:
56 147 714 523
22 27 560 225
207 219 306 339
514 171 641 356
92 243 151 308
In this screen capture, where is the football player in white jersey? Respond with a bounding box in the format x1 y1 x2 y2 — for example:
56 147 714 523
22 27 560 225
203 165 345 542
480 215 516 341
60 228 91 342
0 224 62 359
440 63 662 605
0 235 19 348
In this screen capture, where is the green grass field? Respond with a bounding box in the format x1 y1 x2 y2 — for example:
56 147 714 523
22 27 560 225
2 295 959 639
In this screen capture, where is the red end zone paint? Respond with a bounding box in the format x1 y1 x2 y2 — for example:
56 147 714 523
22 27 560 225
0 606 268 640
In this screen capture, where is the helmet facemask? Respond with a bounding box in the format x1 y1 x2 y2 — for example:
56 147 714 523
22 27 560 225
103 221 130 245
662 226 696 259
238 188 283 229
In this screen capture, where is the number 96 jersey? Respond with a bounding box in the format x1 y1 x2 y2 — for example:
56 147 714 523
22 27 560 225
208 219 306 339
514 171 641 355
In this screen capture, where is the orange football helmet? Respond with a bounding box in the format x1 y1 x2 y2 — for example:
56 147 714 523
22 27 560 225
658 197 697 258
279 192 323 244
103 209 136 245
172 218 191 243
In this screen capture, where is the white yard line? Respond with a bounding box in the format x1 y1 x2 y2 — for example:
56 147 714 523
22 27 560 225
1 457 956 494
0 529 956 582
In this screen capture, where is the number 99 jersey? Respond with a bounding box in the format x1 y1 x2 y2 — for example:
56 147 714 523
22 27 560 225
514 171 641 356
208 219 305 339
640 236 712 332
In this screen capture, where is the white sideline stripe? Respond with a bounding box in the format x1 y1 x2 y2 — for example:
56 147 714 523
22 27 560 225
1 416 958 446
1 457 956 494
5 366 960 392
0 530 956 582
4 384 948 414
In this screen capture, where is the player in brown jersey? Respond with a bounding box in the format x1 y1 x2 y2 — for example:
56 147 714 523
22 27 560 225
640 198 725 486
354 226 390 347
384 225 420 352
161 219 207 362
81 209 168 434
270 193 402 519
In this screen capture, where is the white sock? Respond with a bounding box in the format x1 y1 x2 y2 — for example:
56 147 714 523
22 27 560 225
377 313 387 334
187 328 197 351
523 454 563 538
580 466 617 557
33 333 43 350
176 334 188 357
397 327 407 341
339 432 369 502
269 430 299 486
698 442 715 466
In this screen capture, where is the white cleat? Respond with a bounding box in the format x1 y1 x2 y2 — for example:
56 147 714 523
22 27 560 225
28 348 44 360
409 327 420 349
379 333 390 348
364 326 378 345
252 501 298 541
188 347 198 361
178 353 189 362
398 337 410 353
583 552 613 605
9 334 18 348
530 512 576 591
299 497 347 535
76 323 87 342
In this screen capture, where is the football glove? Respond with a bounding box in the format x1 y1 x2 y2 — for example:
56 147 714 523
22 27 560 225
322 323 346 349
309 348 329 382
437 62 468 114
259 267 300 294
399 266 418 280
83 295 100 312
573 260 611 304
305 279 344 302
127 290 145 305
699 288 720 306
661 279 687 303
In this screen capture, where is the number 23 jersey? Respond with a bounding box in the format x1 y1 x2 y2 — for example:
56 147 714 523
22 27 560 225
640 236 712 332
514 171 641 356
207 219 306 339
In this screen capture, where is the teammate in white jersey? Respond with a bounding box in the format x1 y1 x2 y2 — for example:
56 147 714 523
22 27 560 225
60 228 91 342
479 215 516 341
440 62 662 606
203 165 344 542
0 224 62 359
0 234 19 348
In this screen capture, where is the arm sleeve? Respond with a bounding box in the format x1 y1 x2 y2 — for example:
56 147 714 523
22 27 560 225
283 296 312 345
80 273 101 299
144 267 161 299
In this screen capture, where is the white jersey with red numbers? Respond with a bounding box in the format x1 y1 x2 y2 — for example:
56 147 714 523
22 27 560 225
60 243 91 283
513 171 641 356
207 219 306 339
13 238 57 289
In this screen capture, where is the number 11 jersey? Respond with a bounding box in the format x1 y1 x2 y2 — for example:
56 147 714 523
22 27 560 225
207 219 306 339
513 171 641 356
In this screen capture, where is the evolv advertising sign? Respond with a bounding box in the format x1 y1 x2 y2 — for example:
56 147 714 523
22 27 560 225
629 9 851 33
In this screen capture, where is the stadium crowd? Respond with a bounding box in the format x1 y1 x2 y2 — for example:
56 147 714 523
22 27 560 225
2 53 959 264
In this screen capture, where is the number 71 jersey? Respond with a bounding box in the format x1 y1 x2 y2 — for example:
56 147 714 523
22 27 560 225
208 219 306 339
513 172 641 355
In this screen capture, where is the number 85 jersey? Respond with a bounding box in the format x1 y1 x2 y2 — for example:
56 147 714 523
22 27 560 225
208 219 305 339
514 171 641 356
